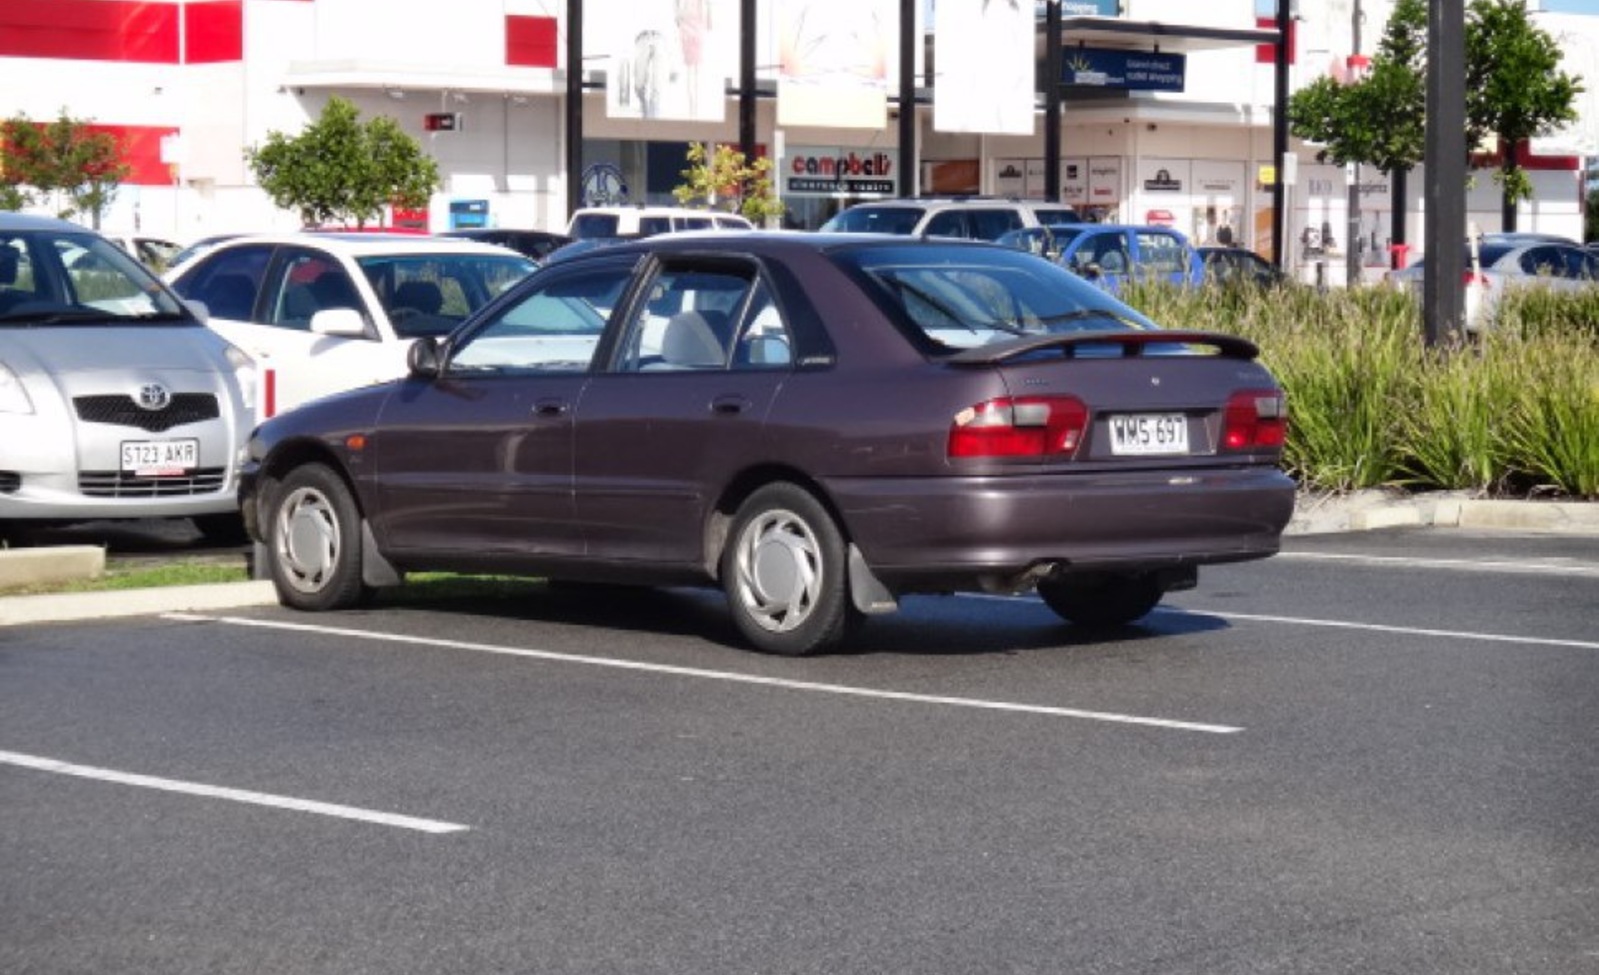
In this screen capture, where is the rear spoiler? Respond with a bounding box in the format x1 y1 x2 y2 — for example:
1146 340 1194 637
947 329 1260 365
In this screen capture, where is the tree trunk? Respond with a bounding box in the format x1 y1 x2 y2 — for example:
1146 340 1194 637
1501 140 1519 232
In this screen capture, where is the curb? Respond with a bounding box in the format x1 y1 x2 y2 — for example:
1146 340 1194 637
0 580 278 627
1285 492 1599 536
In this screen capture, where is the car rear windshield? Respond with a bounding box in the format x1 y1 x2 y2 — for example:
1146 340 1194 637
822 207 924 235
837 243 1158 350
569 213 621 239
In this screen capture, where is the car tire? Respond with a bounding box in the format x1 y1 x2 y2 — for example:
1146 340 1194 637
721 483 853 656
266 463 370 612
1037 573 1163 627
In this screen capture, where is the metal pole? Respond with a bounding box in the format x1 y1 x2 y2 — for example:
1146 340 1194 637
1423 0 1466 345
1347 0 1362 288
1044 0 1062 202
740 0 757 164
1272 0 1290 271
565 0 584 217
899 0 916 197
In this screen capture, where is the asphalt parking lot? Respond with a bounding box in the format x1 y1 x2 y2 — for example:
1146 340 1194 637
3 526 1596 974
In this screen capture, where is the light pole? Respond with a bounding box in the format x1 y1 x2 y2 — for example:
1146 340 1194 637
1347 0 1363 287
1044 0 1062 202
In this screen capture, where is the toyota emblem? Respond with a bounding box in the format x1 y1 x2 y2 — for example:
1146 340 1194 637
136 383 172 411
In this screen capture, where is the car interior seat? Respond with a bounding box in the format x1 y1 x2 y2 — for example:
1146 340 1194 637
659 310 728 368
392 280 444 316
309 272 360 311
198 273 257 321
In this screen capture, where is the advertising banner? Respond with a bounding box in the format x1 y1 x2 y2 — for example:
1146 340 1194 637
775 0 893 129
934 0 1035 135
605 0 732 121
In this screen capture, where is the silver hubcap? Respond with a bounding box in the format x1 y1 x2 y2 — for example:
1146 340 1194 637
275 486 340 594
733 507 822 633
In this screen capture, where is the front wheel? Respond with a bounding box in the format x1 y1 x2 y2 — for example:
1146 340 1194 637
1037 573 1163 627
721 484 853 656
266 463 370 611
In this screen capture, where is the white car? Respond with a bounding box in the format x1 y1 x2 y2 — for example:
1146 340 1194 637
566 205 753 240
0 214 256 542
165 233 536 417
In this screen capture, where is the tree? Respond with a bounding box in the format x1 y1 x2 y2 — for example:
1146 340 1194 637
1292 0 1583 239
1288 0 1428 263
0 110 130 226
247 97 440 228
673 142 784 226
1464 0 1582 230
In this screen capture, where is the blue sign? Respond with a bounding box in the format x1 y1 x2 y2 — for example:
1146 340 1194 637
1062 48 1187 92
1037 0 1124 15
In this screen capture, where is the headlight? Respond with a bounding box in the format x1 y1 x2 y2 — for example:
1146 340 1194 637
223 343 258 411
0 362 34 415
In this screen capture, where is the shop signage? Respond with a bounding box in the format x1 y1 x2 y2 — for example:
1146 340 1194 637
1062 48 1186 92
1036 0 1123 16
786 148 896 197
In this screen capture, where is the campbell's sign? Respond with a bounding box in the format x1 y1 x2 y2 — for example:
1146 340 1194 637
786 147 897 197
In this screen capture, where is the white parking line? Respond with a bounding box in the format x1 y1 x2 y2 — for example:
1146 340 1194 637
1159 607 1599 652
164 613 1243 735
1277 551 1599 578
0 749 470 835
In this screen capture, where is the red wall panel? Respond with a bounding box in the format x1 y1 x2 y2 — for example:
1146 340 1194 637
86 124 181 186
505 15 557 69
186 1 244 63
0 0 180 63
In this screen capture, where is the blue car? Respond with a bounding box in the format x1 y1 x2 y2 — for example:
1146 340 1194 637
1000 223 1205 295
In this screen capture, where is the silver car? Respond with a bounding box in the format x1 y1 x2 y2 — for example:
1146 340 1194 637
0 214 257 542
1389 234 1599 332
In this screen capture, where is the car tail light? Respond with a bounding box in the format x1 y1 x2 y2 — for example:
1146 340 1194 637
948 396 1087 458
1221 389 1287 451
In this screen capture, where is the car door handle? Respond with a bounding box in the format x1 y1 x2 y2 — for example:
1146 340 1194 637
711 394 750 415
532 398 570 417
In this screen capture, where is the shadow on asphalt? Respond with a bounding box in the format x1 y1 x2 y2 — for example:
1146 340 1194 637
1 518 250 568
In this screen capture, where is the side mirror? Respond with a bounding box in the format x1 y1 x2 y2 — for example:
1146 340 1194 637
309 307 368 337
408 335 444 377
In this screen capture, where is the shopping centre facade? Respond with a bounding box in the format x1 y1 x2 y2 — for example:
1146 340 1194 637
1 0 1594 285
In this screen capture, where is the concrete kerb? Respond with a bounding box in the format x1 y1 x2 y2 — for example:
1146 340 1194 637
1 491 1594 626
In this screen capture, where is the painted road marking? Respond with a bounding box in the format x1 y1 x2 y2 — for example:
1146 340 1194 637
164 613 1243 735
1157 607 1599 652
0 749 469 834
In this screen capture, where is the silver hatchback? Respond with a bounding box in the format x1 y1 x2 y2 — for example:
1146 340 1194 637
0 214 257 541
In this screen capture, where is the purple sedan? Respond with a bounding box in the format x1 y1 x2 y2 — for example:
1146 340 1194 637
240 232 1295 655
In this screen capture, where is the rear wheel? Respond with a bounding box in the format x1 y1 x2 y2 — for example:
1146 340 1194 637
721 483 852 656
1037 573 1163 627
266 463 370 611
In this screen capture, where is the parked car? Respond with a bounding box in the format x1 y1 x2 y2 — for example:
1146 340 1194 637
167 233 248 273
1005 223 1204 295
566 206 753 240
822 197 1082 242
239 233 1295 656
1198 245 1288 287
98 234 183 272
443 227 571 261
1387 234 1599 332
0 213 256 542
165 233 536 417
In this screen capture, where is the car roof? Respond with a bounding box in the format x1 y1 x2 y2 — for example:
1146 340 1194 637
0 213 104 233
187 232 526 258
551 229 1014 264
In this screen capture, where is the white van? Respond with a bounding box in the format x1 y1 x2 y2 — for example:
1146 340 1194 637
566 206 754 240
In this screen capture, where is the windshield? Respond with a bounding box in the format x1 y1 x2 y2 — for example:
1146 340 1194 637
822 207 924 235
837 243 1158 350
356 253 536 338
0 229 192 325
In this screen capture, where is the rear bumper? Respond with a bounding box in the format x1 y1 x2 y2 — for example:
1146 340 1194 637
823 466 1296 591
